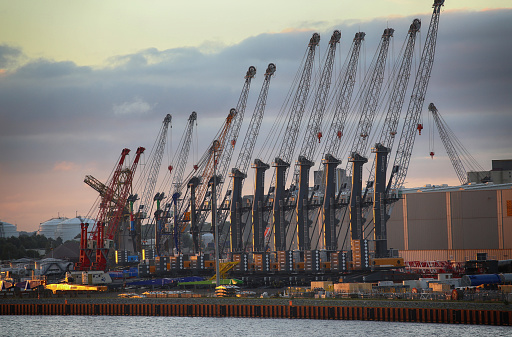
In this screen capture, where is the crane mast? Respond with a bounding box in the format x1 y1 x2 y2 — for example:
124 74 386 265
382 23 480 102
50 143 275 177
390 0 445 191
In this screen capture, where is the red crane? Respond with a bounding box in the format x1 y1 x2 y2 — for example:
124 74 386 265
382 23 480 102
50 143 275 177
78 147 145 271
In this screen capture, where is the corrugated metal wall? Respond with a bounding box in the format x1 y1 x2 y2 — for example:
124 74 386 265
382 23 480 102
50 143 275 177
406 192 448 250
387 187 512 251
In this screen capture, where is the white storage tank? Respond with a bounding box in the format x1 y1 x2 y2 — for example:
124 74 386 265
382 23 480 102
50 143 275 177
55 217 94 242
37 217 67 239
0 221 19 238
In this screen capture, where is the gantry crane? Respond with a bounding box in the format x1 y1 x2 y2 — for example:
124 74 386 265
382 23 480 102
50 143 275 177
188 109 238 253
263 33 320 252
293 30 341 252
343 27 394 269
78 147 145 271
389 0 445 193
216 63 276 253
189 66 256 253
165 111 197 254
361 18 421 258
134 114 172 252
319 32 365 252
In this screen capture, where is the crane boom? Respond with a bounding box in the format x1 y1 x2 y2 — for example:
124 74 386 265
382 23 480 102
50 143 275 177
429 103 469 185
293 30 340 251
293 30 340 177
169 111 198 196
390 0 445 191
220 64 276 252
195 67 257 231
346 27 394 169
277 33 320 165
137 114 172 216
323 32 365 158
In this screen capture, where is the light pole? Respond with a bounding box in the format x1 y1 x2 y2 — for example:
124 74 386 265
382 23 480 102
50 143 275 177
212 140 220 287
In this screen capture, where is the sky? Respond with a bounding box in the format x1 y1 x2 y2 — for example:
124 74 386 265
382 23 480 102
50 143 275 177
1 0 511 232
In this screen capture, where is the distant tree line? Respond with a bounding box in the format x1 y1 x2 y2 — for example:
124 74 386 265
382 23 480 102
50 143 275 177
0 234 63 260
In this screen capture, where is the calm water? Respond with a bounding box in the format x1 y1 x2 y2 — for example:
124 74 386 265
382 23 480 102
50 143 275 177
0 316 509 337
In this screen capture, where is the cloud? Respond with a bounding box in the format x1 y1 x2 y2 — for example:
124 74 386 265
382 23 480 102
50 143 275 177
113 97 155 115
0 44 22 69
1 8 511 230
53 161 79 172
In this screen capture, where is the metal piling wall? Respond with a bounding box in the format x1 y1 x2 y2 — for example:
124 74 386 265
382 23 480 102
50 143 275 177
0 303 510 326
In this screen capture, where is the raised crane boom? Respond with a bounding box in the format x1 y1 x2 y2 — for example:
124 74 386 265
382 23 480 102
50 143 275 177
169 111 198 197
293 30 340 251
271 33 320 251
346 27 394 169
378 19 421 154
429 103 471 185
137 114 172 217
195 67 256 230
293 30 341 178
390 0 445 191
323 32 365 159
224 63 276 252
78 148 131 271
277 33 320 166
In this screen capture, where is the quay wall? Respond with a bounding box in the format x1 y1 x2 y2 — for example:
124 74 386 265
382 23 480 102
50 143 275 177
1 302 510 326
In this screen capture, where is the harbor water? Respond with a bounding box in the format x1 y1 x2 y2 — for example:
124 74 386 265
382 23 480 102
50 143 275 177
0 315 510 337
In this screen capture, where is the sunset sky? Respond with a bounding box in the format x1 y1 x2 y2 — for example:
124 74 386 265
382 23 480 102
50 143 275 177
1 0 511 232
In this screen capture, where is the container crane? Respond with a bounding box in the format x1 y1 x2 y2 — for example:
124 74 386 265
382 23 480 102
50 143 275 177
188 109 238 253
217 63 276 253
319 32 365 252
344 27 394 269
293 30 340 252
266 33 320 252
428 103 488 185
134 114 172 251
192 66 256 251
166 111 197 254
359 19 421 259
388 0 445 193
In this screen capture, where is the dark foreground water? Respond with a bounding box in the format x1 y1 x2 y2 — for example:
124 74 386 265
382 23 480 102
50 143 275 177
0 315 510 337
